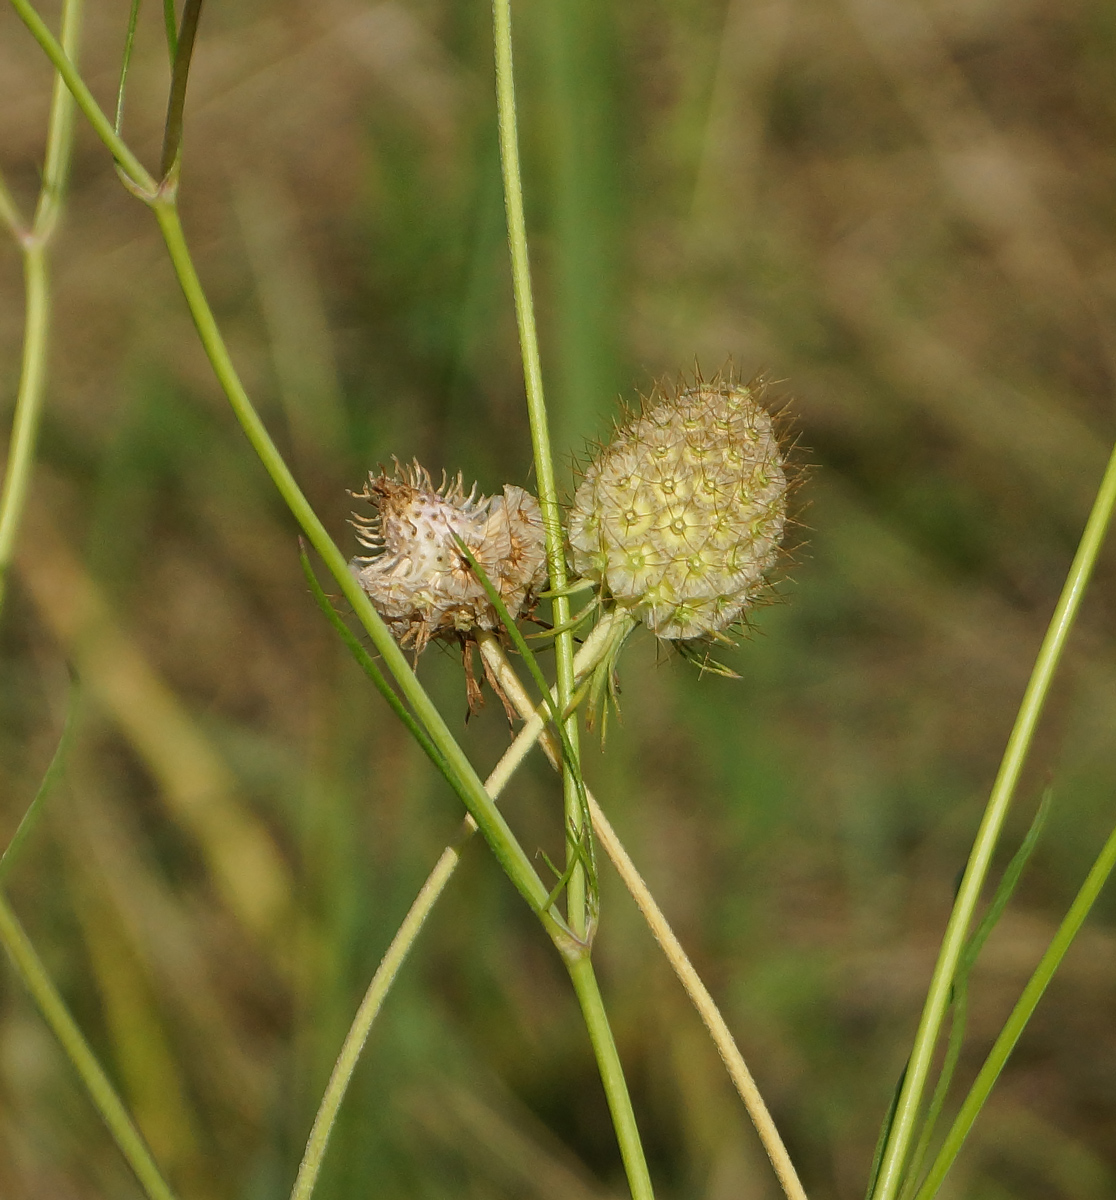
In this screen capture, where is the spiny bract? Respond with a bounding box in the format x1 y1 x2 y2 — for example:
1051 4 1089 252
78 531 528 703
350 461 547 654
568 378 787 641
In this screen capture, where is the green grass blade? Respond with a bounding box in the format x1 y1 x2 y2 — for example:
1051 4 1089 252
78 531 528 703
866 1065 906 1200
914 807 1116 1199
871 437 1116 1200
964 789 1053 972
898 788 1053 1199
0 683 80 884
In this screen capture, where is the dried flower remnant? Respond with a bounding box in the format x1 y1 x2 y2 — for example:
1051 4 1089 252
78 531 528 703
349 461 548 656
569 377 788 642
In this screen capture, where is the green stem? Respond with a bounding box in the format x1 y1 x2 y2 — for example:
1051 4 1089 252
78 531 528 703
159 0 203 179
149 201 562 935
871 437 1116 1200
565 954 655 1200
914 812 1116 1199
290 616 625 1200
0 168 24 237
0 0 83 617
481 634 806 1200
0 894 179 1200
491 0 586 935
9 0 155 194
162 0 179 62
290 844 462 1200
0 248 49 614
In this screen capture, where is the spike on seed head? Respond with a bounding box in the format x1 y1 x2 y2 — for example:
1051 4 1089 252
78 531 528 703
349 459 548 655
569 374 790 641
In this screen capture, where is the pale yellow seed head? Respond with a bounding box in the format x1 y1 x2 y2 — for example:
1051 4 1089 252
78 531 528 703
569 380 787 640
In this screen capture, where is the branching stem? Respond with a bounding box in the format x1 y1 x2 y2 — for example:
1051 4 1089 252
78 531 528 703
479 635 808 1200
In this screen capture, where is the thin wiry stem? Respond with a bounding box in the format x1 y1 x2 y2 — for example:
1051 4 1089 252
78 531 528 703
151 198 564 937
491 0 586 936
0 895 179 1200
871 435 1116 1200
478 636 808 1200
0 167 26 239
9 0 155 194
290 615 626 1200
159 0 204 179
0 0 83 618
913 810 1116 1199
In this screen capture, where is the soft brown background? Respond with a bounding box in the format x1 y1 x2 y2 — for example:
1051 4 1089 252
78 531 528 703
2 0 1116 1196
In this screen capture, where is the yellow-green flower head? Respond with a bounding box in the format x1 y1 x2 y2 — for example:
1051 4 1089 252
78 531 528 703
350 460 547 653
568 379 787 640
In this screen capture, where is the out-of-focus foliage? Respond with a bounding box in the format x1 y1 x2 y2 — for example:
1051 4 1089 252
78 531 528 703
2 0 1116 1197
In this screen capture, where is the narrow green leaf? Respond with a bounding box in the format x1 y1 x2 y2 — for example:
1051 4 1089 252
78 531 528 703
0 683 80 884
298 545 456 791
114 0 143 134
450 533 598 906
162 0 177 60
915 804 1116 1199
866 1064 907 1200
871 434 1116 1200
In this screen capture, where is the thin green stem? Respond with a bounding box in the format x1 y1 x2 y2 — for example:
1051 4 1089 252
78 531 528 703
491 0 586 935
9 0 155 194
300 547 456 789
290 619 624 1200
114 0 144 135
871 438 1116 1200
149 200 563 937
0 167 26 238
0 0 83 617
480 634 807 1200
0 894 179 1200
0 252 49 614
290 844 461 1200
914 811 1116 1199
897 791 1052 1200
565 955 655 1200
162 0 178 60
160 0 203 179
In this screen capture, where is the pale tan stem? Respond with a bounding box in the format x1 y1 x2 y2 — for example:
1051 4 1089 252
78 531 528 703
482 608 626 799
477 636 809 1200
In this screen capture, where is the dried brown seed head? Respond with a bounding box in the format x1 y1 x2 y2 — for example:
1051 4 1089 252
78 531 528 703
350 460 547 654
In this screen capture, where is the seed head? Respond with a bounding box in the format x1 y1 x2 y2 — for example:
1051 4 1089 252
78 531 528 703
568 378 788 640
350 461 547 654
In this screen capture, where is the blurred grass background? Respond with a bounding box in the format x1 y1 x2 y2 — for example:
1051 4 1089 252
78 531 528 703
2 0 1116 1196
